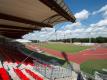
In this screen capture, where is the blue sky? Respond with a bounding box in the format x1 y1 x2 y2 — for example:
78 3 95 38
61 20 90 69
61 0 107 27
72 0 107 24
65 0 107 13
23 0 107 41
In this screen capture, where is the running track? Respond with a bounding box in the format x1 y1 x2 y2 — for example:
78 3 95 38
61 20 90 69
26 44 107 64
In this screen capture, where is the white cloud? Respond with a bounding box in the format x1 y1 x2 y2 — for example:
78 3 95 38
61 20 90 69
23 25 107 40
70 22 81 27
63 22 81 30
92 4 107 17
90 19 107 27
93 5 107 14
22 8 107 41
85 18 107 33
75 9 89 20
22 23 107 40
41 27 55 32
103 11 107 18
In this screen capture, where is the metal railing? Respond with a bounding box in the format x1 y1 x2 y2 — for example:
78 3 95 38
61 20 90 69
33 60 72 80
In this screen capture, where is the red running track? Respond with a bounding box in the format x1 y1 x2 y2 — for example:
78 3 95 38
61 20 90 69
26 44 107 64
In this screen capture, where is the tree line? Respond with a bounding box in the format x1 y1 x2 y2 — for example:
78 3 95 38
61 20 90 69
31 37 107 43
50 37 107 43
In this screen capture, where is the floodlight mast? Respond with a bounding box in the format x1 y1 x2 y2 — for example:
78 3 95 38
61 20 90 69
55 31 57 41
88 25 103 43
70 31 72 43
89 32 92 43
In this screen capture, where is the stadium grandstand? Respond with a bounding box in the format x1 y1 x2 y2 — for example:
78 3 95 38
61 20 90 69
0 0 80 80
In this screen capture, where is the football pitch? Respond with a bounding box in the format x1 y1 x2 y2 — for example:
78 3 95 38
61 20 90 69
38 43 91 54
36 42 107 75
81 60 107 75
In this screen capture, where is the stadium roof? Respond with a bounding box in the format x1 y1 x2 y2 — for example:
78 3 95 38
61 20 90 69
0 0 76 38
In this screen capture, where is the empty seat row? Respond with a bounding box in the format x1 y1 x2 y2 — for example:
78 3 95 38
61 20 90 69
0 61 44 80
0 44 33 63
0 68 10 80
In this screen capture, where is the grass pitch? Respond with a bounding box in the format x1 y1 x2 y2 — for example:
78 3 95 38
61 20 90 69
80 60 107 75
27 42 107 75
38 43 91 54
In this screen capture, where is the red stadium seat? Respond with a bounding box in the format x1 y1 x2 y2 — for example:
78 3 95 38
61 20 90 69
0 68 10 80
26 69 43 80
14 68 29 80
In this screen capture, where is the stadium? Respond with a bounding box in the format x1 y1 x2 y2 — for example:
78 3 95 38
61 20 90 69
0 0 107 80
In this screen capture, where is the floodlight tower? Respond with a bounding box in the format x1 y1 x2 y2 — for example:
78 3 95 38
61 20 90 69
70 31 72 43
55 31 57 41
64 31 66 42
89 32 92 43
88 25 102 43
